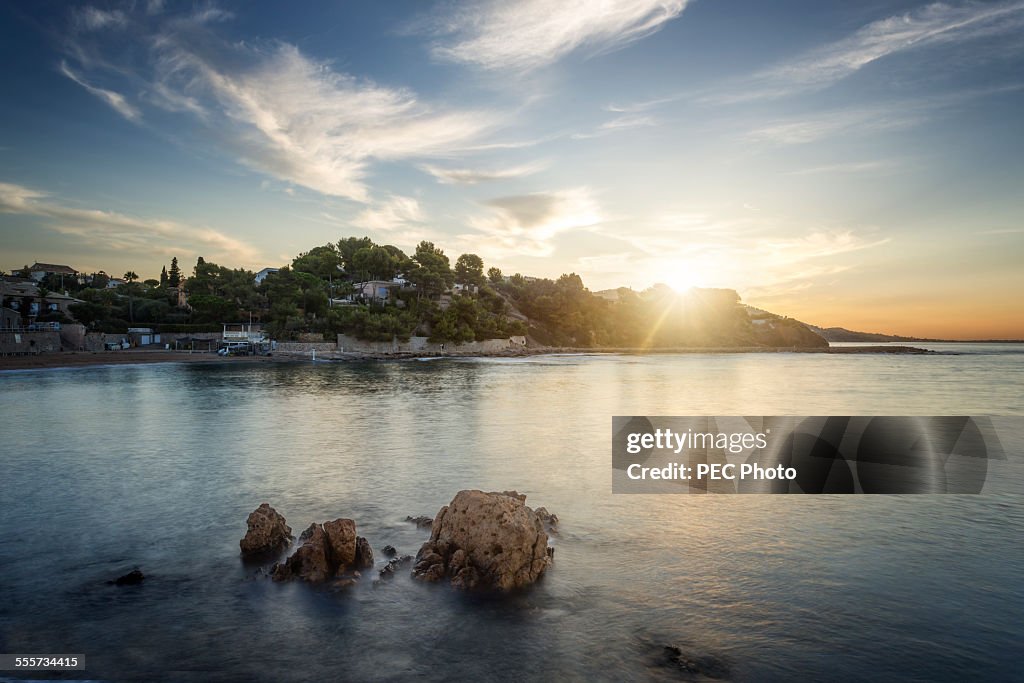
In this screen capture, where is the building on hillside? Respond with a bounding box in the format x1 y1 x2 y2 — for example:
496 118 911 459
164 286 189 309
39 291 82 317
351 280 400 302
254 267 280 284
27 262 77 283
0 281 83 320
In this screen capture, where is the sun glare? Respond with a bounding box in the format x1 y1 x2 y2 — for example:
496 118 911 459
658 267 701 293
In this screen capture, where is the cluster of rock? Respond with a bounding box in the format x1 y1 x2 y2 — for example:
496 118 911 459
270 519 374 587
412 490 554 591
239 492 556 592
239 504 372 587
239 503 293 557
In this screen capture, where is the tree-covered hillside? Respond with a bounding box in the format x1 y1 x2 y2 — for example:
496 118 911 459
56 235 826 348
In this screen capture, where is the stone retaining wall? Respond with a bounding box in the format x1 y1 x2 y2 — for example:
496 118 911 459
275 341 340 356
0 330 61 355
336 335 527 355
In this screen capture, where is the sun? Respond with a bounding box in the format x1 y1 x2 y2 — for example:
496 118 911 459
655 267 701 293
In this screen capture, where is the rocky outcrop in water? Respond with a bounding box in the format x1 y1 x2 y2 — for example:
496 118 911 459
240 503 293 558
412 490 553 591
354 535 374 570
271 519 370 585
111 568 145 586
375 554 413 584
534 506 559 534
658 645 729 679
405 515 433 529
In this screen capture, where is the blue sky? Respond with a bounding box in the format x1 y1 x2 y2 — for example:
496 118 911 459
1 0 1022 336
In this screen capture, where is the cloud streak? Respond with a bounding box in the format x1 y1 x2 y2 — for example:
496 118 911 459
420 161 546 184
351 195 426 232
0 182 261 265
430 0 687 71
59 60 141 122
707 1 1024 103
466 187 602 257
60 6 502 201
571 114 659 139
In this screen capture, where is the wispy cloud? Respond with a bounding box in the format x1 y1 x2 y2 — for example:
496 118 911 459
744 107 923 145
707 1 1024 103
59 60 141 122
351 195 425 232
604 94 682 113
465 187 602 257
783 160 903 176
430 0 687 72
571 114 659 139
420 161 546 184
742 83 1023 145
73 6 127 31
60 6 502 201
0 181 261 265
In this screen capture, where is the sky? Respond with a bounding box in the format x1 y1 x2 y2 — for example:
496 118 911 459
0 0 1022 338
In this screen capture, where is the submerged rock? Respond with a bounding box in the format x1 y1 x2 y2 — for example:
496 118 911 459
376 554 413 583
405 515 433 529
271 518 368 584
112 568 145 586
382 544 398 558
240 503 293 558
354 536 374 570
659 645 730 679
534 506 559 533
412 490 553 591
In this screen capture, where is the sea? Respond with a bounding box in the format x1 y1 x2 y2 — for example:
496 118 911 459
1 343 1022 681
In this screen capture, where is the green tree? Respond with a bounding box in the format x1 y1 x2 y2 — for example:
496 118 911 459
167 257 182 287
187 294 237 323
336 236 375 272
160 266 168 286
454 253 485 288
292 244 345 281
407 241 454 298
351 245 398 282
122 271 139 322
487 267 503 284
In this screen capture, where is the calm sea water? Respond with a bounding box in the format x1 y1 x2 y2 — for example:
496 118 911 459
1 346 1022 682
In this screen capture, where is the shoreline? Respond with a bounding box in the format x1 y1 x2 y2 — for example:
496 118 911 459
0 344 939 371
0 350 274 372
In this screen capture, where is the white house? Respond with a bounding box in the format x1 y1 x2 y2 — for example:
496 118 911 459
254 267 280 284
352 280 399 302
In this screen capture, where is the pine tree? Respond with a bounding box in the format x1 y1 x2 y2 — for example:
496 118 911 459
168 257 181 287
